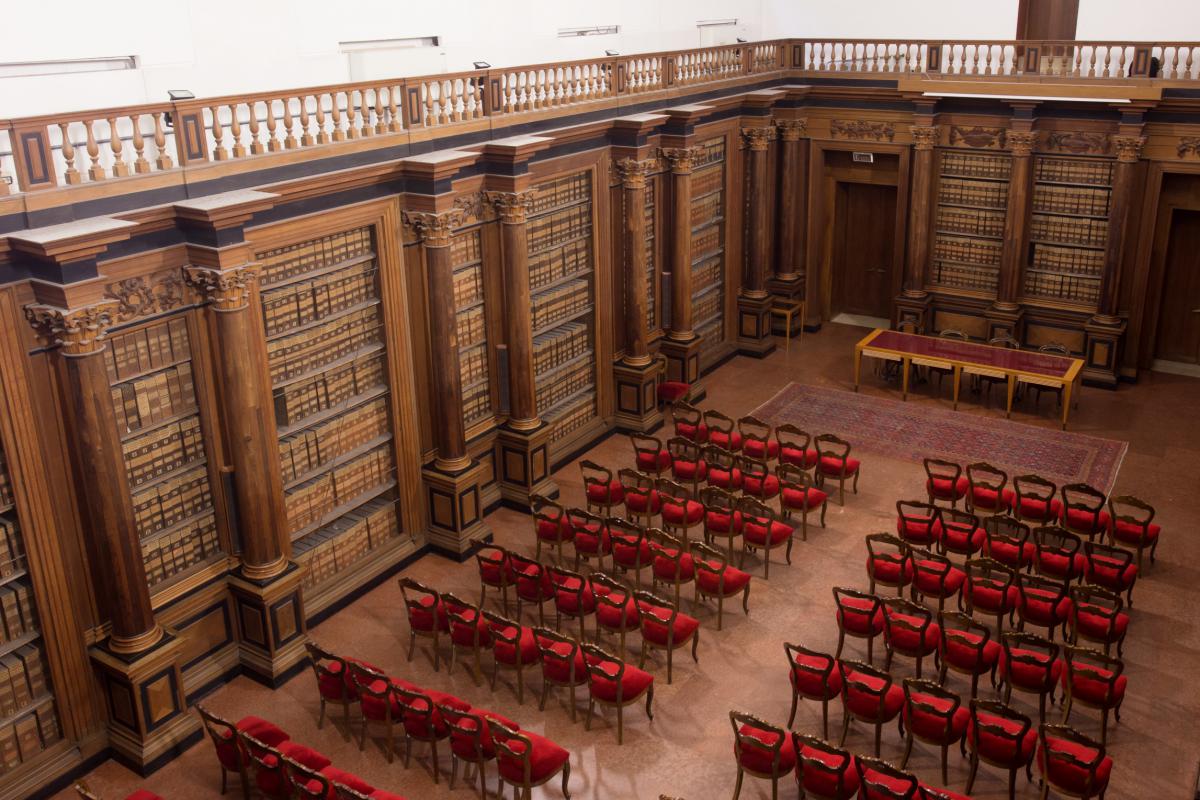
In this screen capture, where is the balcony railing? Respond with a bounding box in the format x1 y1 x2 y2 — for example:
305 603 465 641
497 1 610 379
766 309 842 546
1 37 1197 197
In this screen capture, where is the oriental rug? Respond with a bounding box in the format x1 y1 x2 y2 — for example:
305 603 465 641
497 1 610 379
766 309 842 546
752 383 1127 491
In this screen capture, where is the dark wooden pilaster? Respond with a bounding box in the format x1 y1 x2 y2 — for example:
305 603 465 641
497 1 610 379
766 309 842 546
738 125 776 356
770 118 808 332
990 129 1037 339
897 124 940 332
659 145 704 393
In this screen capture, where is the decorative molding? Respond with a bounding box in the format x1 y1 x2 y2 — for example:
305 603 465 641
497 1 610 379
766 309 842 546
402 209 467 248
1044 131 1108 155
1006 131 1038 156
948 125 1004 149
1178 136 1200 158
615 157 655 189
1111 135 1146 163
830 119 895 142
24 301 119 356
910 125 941 151
183 264 261 311
483 190 535 225
740 126 775 151
452 192 489 225
659 146 703 175
775 118 808 142
103 268 187 322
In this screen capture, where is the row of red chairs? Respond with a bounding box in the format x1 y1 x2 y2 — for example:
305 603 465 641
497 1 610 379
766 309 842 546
303 642 570 799
75 785 163 800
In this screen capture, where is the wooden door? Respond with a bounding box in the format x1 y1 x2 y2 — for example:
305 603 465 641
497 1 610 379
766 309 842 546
1154 208 1200 364
831 182 896 319
1016 0 1079 39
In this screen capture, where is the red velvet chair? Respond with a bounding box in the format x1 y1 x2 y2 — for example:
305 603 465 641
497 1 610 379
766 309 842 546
965 461 1013 516
699 485 743 558
534 626 588 722
305 641 355 737
473 540 516 614
882 596 939 678
938 508 986 562
394 684 460 784
937 611 1000 700
777 423 819 471
568 509 610 573
866 533 914 597
654 352 692 409
857 757 923 800
547 564 596 642
590 571 641 658
1013 475 1062 526
777 463 828 541
703 444 743 491
580 460 623 517
784 642 842 736
1082 541 1137 607
399 577 447 669
1060 483 1109 542
336 787 408 800
983 516 1034 573
999 631 1062 725
491 721 572 799
916 787 972 800
1061 646 1125 747
814 433 861 505
896 500 944 549
438 705 518 800
838 659 904 756
645 527 694 608
900 678 968 785
281 757 333 800
75 785 167 800
197 704 289 797
964 699 1036 799
911 548 966 612
691 540 752 630
1068 586 1129 658
618 468 661 527
671 401 708 443
656 477 705 542
738 415 779 461
739 496 794 578
1033 526 1087 584
1036 724 1113 800
483 609 539 704
347 663 402 762
1016 573 1072 642
704 409 743 452
323 766 376 799
581 642 654 744
833 586 885 664
667 436 707 496
793 733 860 800
1107 495 1161 570
635 589 700 683
630 433 671 476
963 557 1019 634
235 731 295 800
925 458 968 509
730 711 796 800
531 493 574 565
608 517 651 588
740 455 781 501
442 592 493 685
509 551 554 626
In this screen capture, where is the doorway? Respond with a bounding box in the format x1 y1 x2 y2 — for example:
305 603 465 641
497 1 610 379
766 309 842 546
1153 208 1200 367
831 181 897 321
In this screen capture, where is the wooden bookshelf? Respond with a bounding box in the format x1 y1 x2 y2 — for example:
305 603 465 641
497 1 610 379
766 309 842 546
644 180 657 332
256 226 404 592
930 149 1011 295
527 171 598 446
451 229 493 428
1023 154 1114 307
691 136 727 356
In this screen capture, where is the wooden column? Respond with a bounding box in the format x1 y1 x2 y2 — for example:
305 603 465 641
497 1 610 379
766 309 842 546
770 119 809 318
658 145 704 395
617 158 654 366
737 125 776 356
897 124 940 332
990 130 1037 339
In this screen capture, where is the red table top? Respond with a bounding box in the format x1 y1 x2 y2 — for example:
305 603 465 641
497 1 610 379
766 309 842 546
862 329 1078 379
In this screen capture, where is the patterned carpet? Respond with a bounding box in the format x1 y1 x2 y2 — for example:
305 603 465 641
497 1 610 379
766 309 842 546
752 383 1128 491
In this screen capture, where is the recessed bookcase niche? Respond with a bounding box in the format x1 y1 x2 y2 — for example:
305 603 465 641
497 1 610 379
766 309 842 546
691 136 727 358
644 180 657 332
257 226 403 592
1023 154 1113 307
451 228 493 430
106 316 223 589
526 171 598 450
931 149 1011 296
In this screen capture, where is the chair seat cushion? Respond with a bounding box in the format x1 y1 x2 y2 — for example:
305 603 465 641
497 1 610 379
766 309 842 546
636 450 672 472
554 579 597 615
743 518 793 547
709 430 744 451
971 486 1014 511
279 741 332 771
836 596 885 636
408 595 449 633
918 786 971 800
1039 737 1113 794
672 460 707 482
638 603 699 646
480 557 517 586
360 681 404 721
1016 496 1064 522
675 421 709 442
782 486 827 511
1074 608 1130 642
968 713 1037 766
612 536 653 567
515 566 553 602
625 490 662 514
596 591 640 630
586 480 624 505
321 765 374 797
696 561 752 596
574 526 612 556
942 631 1001 674
913 560 966 598
1037 551 1088 579
904 695 969 743
1084 555 1137 591
124 792 166 800
539 641 588 685
497 731 571 783
705 508 743 534
798 744 859 799
587 660 654 704
369 791 409 800
743 439 780 460
742 474 781 498
885 614 939 655
940 523 986 553
448 708 518 760
1111 519 1160 544
1062 507 1111 534
317 661 351 703
790 653 842 699
897 516 943 546
1000 648 1063 691
1019 588 1072 626
780 446 819 469
842 671 904 721
661 499 705 526
536 517 573 542
1064 669 1127 707
735 724 797 774
927 476 969 500
986 537 1036 568
707 466 744 490
449 609 494 647
818 456 861 477
868 555 914 585
493 624 540 666
652 550 695 582
969 582 1019 614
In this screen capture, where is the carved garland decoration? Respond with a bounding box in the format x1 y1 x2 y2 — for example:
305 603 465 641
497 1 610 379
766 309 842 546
1177 137 1200 159
24 301 119 356
103 268 187 322
948 126 1004 149
830 119 895 142
1044 131 1109 155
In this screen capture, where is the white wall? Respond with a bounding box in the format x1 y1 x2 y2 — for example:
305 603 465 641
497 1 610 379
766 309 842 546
763 0 1017 40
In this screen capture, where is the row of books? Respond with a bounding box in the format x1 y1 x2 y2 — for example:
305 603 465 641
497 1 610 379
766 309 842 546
273 352 387 430
940 151 1011 181
456 305 487 350
267 306 383 385
0 697 59 775
132 465 212 539
529 237 591 291
459 343 489 387
531 278 590 332
0 581 36 644
533 321 589 376
692 224 722 264
0 644 48 719
261 261 378 339
693 285 723 325
285 446 393 533
1035 156 1113 187
933 234 1003 267
547 391 596 444
259 226 374 288
296 499 400 590
1031 213 1109 248
528 172 591 216
692 255 723 296
123 414 204 490
536 361 593 413
140 511 221 588
1032 185 1111 217
450 231 482 269
452 263 484 309
110 362 197 436
939 176 1008 209
935 205 1005 239
104 318 191 384
1024 271 1101 304
694 137 726 169
278 396 391 486
528 204 591 256
691 164 724 198
463 381 493 426
0 451 10 510
1030 243 1104 276
931 260 1000 292
0 518 24 578
696 314 725 355
690 193 723 229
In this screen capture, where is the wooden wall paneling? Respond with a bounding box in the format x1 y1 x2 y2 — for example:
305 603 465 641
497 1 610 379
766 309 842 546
479 211 506 431
607 169 627 359
402 235 435 461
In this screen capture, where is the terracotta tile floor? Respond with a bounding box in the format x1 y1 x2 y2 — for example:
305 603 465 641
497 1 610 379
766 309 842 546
61 322 1200 800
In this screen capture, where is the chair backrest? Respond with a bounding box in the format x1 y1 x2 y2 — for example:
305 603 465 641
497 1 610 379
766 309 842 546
737 494 777 524
1038 724 1108 796
567 507 606 536
1033 525 1081 561
903 677 963 733
883 596 932 631
399 577 440 624
909 546 954 586
392 683 438 732
607 517 649 570
655 477 691 507
855 755 921 800
283 755 332 799
617 467 655 495
1061 482 1106 526
691 540 733 592
814 433 851 464
438 704 489 763
937 610 992 663
531 493 569 540
196 702 239 755
866 532 911 569
507 551 547 595
1038 342 1069 355
1014 473 1057 506
630 433 664 459
645 527 687 568
237 729 283 772
671 401 703 434
776 462 816 490
783 642 837 688
534 626 581 676
580 642 630 700
737 415 771 445
1082 539 1133 574
489 719 540 787
896 500 942 539
793 734 857 795
482 609 527 650
702 444 737 474
1001 631 1060 679
941 507 981 535
667 436 703 464
633 589 680 643
1018 572 1069 604
775 423 811 453
738 454 770 484
579 459 614 494
729 711 790 776
940 329 968 340
346 661 391 712
1107 494 1156 532
968 699 1032 753
966 461 1007 494
923 457 962 488
989 335 1020 349
441 591 484 644
703 409 734 435
839 659 895 714
965 557 1016 594
589 571 633 614
832 586 883 630
983 515 1029 548
1063 645 1124 705
473 540 511 584
1069 585 1124 636
546 564 589 602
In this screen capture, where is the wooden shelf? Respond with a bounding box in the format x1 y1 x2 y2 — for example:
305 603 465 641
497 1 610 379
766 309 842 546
1031 208 1109 221
534 349 594 385
266 298 381 343
0 565 28 590
271 342 386 391
130 458 208 496
1035 179 1112 190
276 384 388 438
283 433 393 492
531 267 594 300
532 305 593 338
1029 238 1106 251
138 507 215 547
529 229 592 258
454 297 485 315
939 172 1010 183
289 480 397 543
936 229 1004 241
108 355 191 387
691 249 724 267
452 258 483 274
933 257 1002 270
0 691 53 732
541 383 596 422
937 201 1007 213
695 310 724 331
118 407 200 444
260 252 377 292
691 216 725 235
0 629 41 661
529 195 590 221
1025 268 1103 279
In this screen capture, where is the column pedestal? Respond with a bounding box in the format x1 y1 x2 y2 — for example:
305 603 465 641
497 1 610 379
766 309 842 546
894 293 934 333
423 458 491 559
659 334 705 403
227 562 306 686
737 293 775 357
985 305 1026 341
1082 318 1126 388
767 275 806 335
612 360 664 433
495 422 557 508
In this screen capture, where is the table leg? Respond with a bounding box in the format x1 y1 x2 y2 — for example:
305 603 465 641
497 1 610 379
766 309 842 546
1061 380 1073 431
854 347 862 392
1005 375 1015 419
785 311 792 354
952 366 961 411
902 357 911 401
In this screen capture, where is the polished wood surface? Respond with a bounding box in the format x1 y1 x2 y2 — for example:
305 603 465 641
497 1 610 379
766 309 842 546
832 183 897 319
1016 0 1079 41
618 159 653 365
492 192 539 429
1155 208 1200 364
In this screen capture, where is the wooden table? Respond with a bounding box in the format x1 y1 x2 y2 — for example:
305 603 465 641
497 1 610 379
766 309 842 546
853 328 1084 430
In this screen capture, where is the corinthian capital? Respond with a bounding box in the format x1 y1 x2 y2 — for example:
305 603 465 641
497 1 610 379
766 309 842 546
24 301 119 356
775 119 808 142
1006 131 1038 156
483 191 535 224
910 125 940 151
403 209 466 248
741 126 774 152
184 264 261 311
615 158 655 189
659 146 703 175
1111 135 1145 163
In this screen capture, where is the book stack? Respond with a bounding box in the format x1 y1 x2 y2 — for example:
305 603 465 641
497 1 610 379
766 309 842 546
123 415 204 489
936 206 1005 238
455 305 487 349
261 262 378 338
528 172 590 215
1030 243 1104 276
284 445 393 535
452 263 483 308
139 512 220 586
110 362 196 436
531 279 590 331
1035 156 1112 186
131 464 212 537
528 204 591 256
689 192 723 230
692 226 722 263
278 396 391 485
0 517 23 577
532 321 590 375
273 352 387 430
267 306 383 385
931 262 1000 292
694 137 725 170
295 498 401 590
1032 184 1111 217
690 136 727 359
452 230 492 428
548 392 596 444
258 227 373 288
691 164 723 198
0 581 33 644
939 177 1007 209
536 360 594 412
450 231 482 268
932 235 1002 267
940 151 1011 180
1030 214 1108 248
